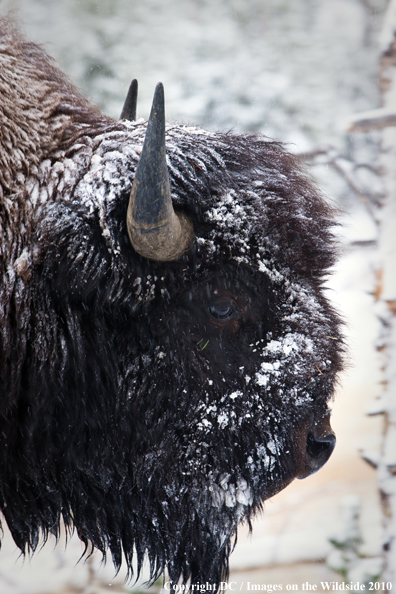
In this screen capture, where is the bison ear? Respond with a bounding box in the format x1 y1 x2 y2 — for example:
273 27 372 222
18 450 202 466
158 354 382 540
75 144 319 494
126 82 194 261
120 79 138 121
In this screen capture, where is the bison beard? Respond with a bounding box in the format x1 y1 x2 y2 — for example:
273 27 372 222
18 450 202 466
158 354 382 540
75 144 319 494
0 19 344 588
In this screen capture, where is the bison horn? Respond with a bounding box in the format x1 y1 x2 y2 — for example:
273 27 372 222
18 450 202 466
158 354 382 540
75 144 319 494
120 79 138 121
127 83 194 261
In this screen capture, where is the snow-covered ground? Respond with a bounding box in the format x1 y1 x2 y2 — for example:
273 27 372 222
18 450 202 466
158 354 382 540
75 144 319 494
0 0 388 591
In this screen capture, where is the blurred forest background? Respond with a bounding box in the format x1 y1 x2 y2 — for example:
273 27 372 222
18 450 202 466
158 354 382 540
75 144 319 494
0 0 394 593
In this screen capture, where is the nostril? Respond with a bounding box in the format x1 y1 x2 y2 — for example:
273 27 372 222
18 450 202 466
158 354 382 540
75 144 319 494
296 416 336 479
306 431 336 468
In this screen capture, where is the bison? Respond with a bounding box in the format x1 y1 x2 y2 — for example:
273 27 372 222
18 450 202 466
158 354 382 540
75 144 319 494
0 19 344 588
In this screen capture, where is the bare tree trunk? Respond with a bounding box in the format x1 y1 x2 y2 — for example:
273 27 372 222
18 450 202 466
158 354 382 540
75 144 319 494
376 2 396 582
372 0 396 586
345 0 396 587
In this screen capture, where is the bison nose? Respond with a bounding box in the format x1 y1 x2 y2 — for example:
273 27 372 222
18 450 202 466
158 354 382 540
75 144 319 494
306 430 336 470
297 418 336 479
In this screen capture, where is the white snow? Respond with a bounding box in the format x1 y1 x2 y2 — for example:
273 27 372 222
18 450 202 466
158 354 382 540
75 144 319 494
229 390 242 400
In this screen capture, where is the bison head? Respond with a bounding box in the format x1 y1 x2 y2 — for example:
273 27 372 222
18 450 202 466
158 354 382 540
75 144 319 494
0 24 343 589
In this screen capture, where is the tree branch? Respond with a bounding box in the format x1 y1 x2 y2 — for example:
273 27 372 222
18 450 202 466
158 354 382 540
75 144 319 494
345 107 396 132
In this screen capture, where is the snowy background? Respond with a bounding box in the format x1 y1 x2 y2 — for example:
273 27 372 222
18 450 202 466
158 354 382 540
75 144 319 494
0 0 390 592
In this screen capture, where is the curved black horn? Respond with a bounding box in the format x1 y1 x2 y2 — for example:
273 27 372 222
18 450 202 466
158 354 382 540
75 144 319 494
120 79 138 121
127 83 193 261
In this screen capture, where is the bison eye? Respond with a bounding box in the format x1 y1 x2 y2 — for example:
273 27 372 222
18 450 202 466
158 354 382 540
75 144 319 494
208 302 238 322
